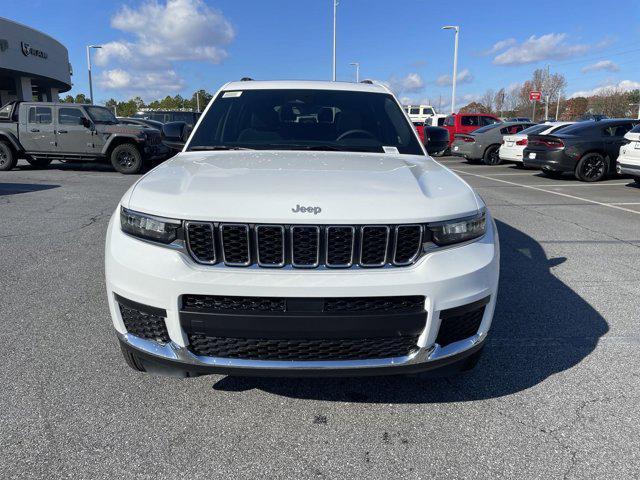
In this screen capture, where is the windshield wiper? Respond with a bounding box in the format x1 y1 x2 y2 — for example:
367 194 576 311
187 145 254 151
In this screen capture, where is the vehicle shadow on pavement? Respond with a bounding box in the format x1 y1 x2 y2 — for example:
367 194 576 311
15 161 115 173
212 220 609 402
0 182 60 196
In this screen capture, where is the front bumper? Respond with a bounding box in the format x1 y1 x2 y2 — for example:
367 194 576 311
106 211 500 376
617 154 640 177
144 143 171 160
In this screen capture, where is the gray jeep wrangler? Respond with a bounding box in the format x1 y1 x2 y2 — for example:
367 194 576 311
0 101 169 174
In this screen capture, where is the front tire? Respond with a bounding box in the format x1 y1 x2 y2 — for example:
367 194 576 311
26 157 52 169
575 153 607 182
0 141 17 171
633 177 640 186
111 143 143 174
482 145 501 165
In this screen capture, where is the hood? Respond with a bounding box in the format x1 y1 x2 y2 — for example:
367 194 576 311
126 151 481 224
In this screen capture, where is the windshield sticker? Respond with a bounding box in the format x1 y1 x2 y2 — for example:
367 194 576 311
222 91 242 98
382 146 399 154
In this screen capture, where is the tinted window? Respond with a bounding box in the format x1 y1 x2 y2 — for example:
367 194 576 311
475 124 500 134
188 89 424 155
410 108 420 115
28 106 52 124
629 123 640 133
603 123 634 137
422 107 435 116
547 124 572 134
521 124 548 135
556 123 595 136
0 104 12 120
444 116 455 126
480 116 500 126
58 107 84 125
461 116 478 126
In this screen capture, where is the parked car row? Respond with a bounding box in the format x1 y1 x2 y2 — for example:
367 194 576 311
432 112 640 184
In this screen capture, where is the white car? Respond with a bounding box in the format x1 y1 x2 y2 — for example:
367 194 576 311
105 80 499 377
404 104 437 123
499 122 574 164
617 124 640 185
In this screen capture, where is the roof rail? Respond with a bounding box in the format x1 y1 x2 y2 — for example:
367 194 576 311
240 77 254 81
360 79 374 84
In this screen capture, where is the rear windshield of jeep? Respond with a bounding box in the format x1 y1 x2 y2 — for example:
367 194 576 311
187 89 424 155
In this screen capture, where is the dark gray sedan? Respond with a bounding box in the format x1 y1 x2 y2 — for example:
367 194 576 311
451 121 535 165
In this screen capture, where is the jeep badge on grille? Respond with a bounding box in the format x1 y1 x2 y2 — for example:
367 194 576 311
291 204 322 214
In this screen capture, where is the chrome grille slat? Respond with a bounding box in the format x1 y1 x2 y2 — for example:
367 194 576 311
186 223 423 268
220 224 251 266
290 226 320 268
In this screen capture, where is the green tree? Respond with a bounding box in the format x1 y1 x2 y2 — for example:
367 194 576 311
74 93 89 104
61 95 75 103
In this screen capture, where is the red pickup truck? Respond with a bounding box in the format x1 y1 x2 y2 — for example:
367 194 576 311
443 113 502 147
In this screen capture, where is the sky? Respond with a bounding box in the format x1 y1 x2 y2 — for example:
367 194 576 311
7 0 640 110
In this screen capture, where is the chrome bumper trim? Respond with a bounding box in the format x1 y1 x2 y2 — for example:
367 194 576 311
117 331 486 371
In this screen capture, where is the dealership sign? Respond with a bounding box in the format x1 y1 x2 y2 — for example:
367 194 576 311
21 41 48 59
529 91 542 101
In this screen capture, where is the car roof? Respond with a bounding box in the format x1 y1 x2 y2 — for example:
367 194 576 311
21 102 94 107
221 79 389 94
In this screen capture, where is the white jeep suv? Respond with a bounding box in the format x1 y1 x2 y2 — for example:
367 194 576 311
105 80 500 377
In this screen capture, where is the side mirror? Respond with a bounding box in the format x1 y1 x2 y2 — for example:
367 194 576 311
80 117 92 128
162 121 189 149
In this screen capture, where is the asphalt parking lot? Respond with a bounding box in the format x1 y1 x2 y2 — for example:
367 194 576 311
1 157 639 479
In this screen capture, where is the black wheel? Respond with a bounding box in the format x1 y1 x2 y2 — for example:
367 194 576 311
26 157 52 169
575 153 607 182
0 141 17 171
111 143 143 174
541 169 564 179
482 145 501 165
466 158 481 164
633 177 640 186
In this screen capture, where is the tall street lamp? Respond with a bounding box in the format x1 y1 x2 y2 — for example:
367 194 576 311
332 0 339 81
349 62 360 83
442 25 459 114
86 45 102 104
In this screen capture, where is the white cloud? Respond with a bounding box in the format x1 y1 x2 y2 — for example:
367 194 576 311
389 73 424 93
98 69 186 97
493 33 589 65
570 80 640 98
483 38 516 55
436 69 473 86
581 60 620 73
94 0 234 98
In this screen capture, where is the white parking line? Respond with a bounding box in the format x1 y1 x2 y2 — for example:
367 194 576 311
453 169 640 216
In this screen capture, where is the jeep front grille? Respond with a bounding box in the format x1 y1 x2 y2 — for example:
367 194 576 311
184 223 424 269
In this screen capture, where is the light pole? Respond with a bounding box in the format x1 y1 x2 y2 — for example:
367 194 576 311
442 26 459 114
349 62 360 82
332 0 339 81
86 45 102 104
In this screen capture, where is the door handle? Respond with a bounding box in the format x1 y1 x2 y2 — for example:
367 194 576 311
58 130 68 134
30 128 40 132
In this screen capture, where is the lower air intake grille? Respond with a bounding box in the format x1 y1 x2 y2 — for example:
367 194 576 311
188 334 419 360
323 296 424 313
182 295 286 313
436 298 488 346
117 296 169 343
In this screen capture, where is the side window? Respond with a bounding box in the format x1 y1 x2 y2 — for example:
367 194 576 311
409 108 420 115
461 116 478 126
28 106 52 124
437 117 445 126
423 108 435 116
444 116 455 126
480 116 499 126
603 124 633 137
0 104 12 120
58 108 85 125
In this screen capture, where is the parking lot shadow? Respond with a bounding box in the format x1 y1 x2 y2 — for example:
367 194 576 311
0 182 59 196
16 161 115 173
212 220 609 403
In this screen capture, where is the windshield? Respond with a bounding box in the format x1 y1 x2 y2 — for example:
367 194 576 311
187 89 424 155
86 106 117 124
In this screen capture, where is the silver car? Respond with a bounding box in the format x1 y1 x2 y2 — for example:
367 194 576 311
451 121 535 165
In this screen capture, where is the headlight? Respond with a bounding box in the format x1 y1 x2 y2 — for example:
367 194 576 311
427 211 486 247
120 207 180 244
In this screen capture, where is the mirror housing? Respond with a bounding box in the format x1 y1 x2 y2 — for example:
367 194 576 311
162 121 190 150
80 117 92 129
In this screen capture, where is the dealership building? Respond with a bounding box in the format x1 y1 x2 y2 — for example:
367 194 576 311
0 17 72 106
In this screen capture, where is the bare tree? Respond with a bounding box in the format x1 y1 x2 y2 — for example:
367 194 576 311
494 88 506 116
479 89 495 113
